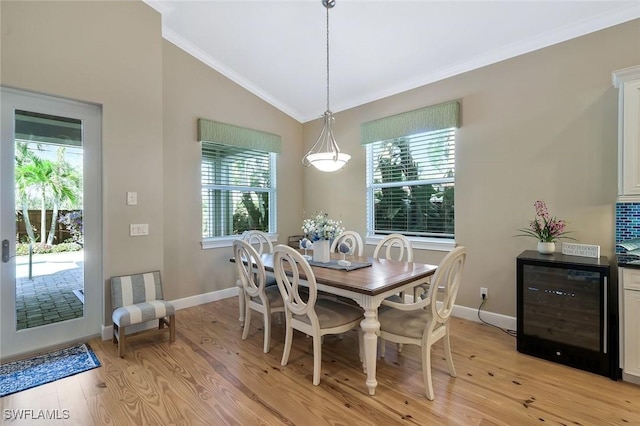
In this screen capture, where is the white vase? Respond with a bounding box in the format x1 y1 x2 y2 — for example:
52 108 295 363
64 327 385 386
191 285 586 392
312 239 331 263
537 241 555 254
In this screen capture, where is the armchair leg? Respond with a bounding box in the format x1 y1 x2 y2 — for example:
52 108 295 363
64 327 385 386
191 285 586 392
169 315 176 342
118 325 126 358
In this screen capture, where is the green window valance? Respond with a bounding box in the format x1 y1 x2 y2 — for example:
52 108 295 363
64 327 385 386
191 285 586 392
198 118 282 153
360 101 460 145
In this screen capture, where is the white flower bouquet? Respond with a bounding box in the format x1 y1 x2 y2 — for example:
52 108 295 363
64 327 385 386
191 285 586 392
302 211 344 242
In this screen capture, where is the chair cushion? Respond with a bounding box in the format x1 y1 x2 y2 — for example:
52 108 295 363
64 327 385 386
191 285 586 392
378 307 431 340
112 300 175 327
251 285 284 308
293 299 363 329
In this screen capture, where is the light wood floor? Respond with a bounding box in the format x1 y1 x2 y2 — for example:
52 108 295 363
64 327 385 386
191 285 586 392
2 297 640 425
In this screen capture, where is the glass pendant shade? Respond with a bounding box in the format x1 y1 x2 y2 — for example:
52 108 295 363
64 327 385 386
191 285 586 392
306 152 351 172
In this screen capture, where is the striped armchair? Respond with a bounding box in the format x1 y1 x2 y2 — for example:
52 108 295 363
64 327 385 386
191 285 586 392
110 271 176 357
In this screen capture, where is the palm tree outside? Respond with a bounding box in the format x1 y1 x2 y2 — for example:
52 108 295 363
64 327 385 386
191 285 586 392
13 140 84 329
14 142 82 246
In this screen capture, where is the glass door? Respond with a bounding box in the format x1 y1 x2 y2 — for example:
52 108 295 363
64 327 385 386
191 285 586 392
1 88 102 359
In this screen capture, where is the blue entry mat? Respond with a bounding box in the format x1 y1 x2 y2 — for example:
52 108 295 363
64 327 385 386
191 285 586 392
0 343 100 397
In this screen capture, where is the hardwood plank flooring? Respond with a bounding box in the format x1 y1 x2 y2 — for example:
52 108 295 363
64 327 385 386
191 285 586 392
2 297 640 425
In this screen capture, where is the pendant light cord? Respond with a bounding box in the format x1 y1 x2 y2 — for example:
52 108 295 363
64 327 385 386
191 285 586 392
325 3 330 112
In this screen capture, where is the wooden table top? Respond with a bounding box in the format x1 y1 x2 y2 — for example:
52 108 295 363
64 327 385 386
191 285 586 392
257 252 437 297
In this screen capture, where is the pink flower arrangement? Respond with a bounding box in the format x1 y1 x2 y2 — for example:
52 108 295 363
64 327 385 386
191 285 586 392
517 200 574 243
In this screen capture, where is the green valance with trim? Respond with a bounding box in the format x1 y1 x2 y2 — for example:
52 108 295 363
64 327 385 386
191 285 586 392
360 101 460 145
198 118 282 153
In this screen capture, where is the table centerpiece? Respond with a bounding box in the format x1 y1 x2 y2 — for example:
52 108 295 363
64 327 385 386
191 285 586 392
302 211 344 263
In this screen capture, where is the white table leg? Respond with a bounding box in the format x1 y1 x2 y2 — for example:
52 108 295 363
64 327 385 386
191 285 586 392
360 306 380 395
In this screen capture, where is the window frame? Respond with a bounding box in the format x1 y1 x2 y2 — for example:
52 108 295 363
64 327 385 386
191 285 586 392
200 145 277 249
365 129 456 252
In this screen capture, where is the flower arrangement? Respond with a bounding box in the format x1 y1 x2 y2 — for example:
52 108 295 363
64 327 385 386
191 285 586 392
517 200 574 242
302 211 344 242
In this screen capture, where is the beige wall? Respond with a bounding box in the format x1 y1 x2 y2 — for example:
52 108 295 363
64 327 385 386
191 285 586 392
303 19 640 316
162 41 303 301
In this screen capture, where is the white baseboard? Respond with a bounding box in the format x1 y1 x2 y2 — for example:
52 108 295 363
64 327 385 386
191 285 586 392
101 287 240 340
453 304 516 331
101 286 517 340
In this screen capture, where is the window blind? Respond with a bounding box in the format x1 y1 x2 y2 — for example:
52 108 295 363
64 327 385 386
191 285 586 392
367 128 455 238
202 142 274 238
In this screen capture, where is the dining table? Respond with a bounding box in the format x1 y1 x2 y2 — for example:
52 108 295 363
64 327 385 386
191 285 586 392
241 251 438 396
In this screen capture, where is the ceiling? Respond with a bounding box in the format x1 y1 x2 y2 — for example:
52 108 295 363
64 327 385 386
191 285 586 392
144 1 640 123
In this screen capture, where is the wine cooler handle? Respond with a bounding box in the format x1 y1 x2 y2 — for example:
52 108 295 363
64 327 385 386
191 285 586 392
603 276 607 354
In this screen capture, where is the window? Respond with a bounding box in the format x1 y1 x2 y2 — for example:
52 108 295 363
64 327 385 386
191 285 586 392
362 101 459 243
201 143 275 238
198 119 280 245
366 129 455 238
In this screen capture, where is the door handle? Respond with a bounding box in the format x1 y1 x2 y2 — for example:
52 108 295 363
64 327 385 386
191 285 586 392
2 239 9 263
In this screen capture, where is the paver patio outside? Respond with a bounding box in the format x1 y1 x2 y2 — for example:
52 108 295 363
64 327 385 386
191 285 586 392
15 251 84 329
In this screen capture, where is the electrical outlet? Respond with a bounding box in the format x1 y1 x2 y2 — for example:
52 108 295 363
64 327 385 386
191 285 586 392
480 287 488 300
130 224 149 236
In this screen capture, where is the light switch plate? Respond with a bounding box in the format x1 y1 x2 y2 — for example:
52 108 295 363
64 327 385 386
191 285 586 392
561 242 600 258
130 224 149 236
127 192 137 206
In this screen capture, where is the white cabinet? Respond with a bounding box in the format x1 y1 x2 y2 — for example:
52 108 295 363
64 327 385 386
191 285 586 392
613 66 640 200
621 267 640 384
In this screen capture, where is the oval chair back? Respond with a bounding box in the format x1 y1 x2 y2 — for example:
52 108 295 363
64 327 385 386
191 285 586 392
273 245 317 318
427 246 467 325
330 231 364 256
242 230 274 255
373 233 413 262
234 240 267 300
233 239 284 353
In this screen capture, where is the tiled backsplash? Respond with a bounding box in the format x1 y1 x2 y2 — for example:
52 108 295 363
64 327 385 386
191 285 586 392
616 202 640 253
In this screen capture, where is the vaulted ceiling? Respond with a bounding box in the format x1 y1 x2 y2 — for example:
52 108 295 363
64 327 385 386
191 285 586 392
144 1 640 123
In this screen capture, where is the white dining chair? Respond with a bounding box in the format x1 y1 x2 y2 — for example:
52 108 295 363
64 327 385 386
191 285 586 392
233 240 285 353
330 230 364 256
373 233 433 304
273 244 364 386
242 229 274 255
378 246 467 400
373 233 413 262
236 230 276 326
375 233 416 296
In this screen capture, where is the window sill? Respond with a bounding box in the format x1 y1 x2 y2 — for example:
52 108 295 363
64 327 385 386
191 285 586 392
365 235 455 252
201 233 279 250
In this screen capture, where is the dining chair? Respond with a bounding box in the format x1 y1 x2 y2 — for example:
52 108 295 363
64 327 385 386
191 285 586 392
377 246 467 400
374 233 416 308
330 230 364 256
242 229 274 255
236 230 276 326
272 244 364 386
233 240 285 353
373 233 413 262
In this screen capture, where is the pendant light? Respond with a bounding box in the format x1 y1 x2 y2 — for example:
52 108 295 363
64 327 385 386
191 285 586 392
302 0 351 172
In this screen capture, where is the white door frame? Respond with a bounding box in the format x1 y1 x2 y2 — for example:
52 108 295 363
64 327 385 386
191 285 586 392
0 87 102 360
